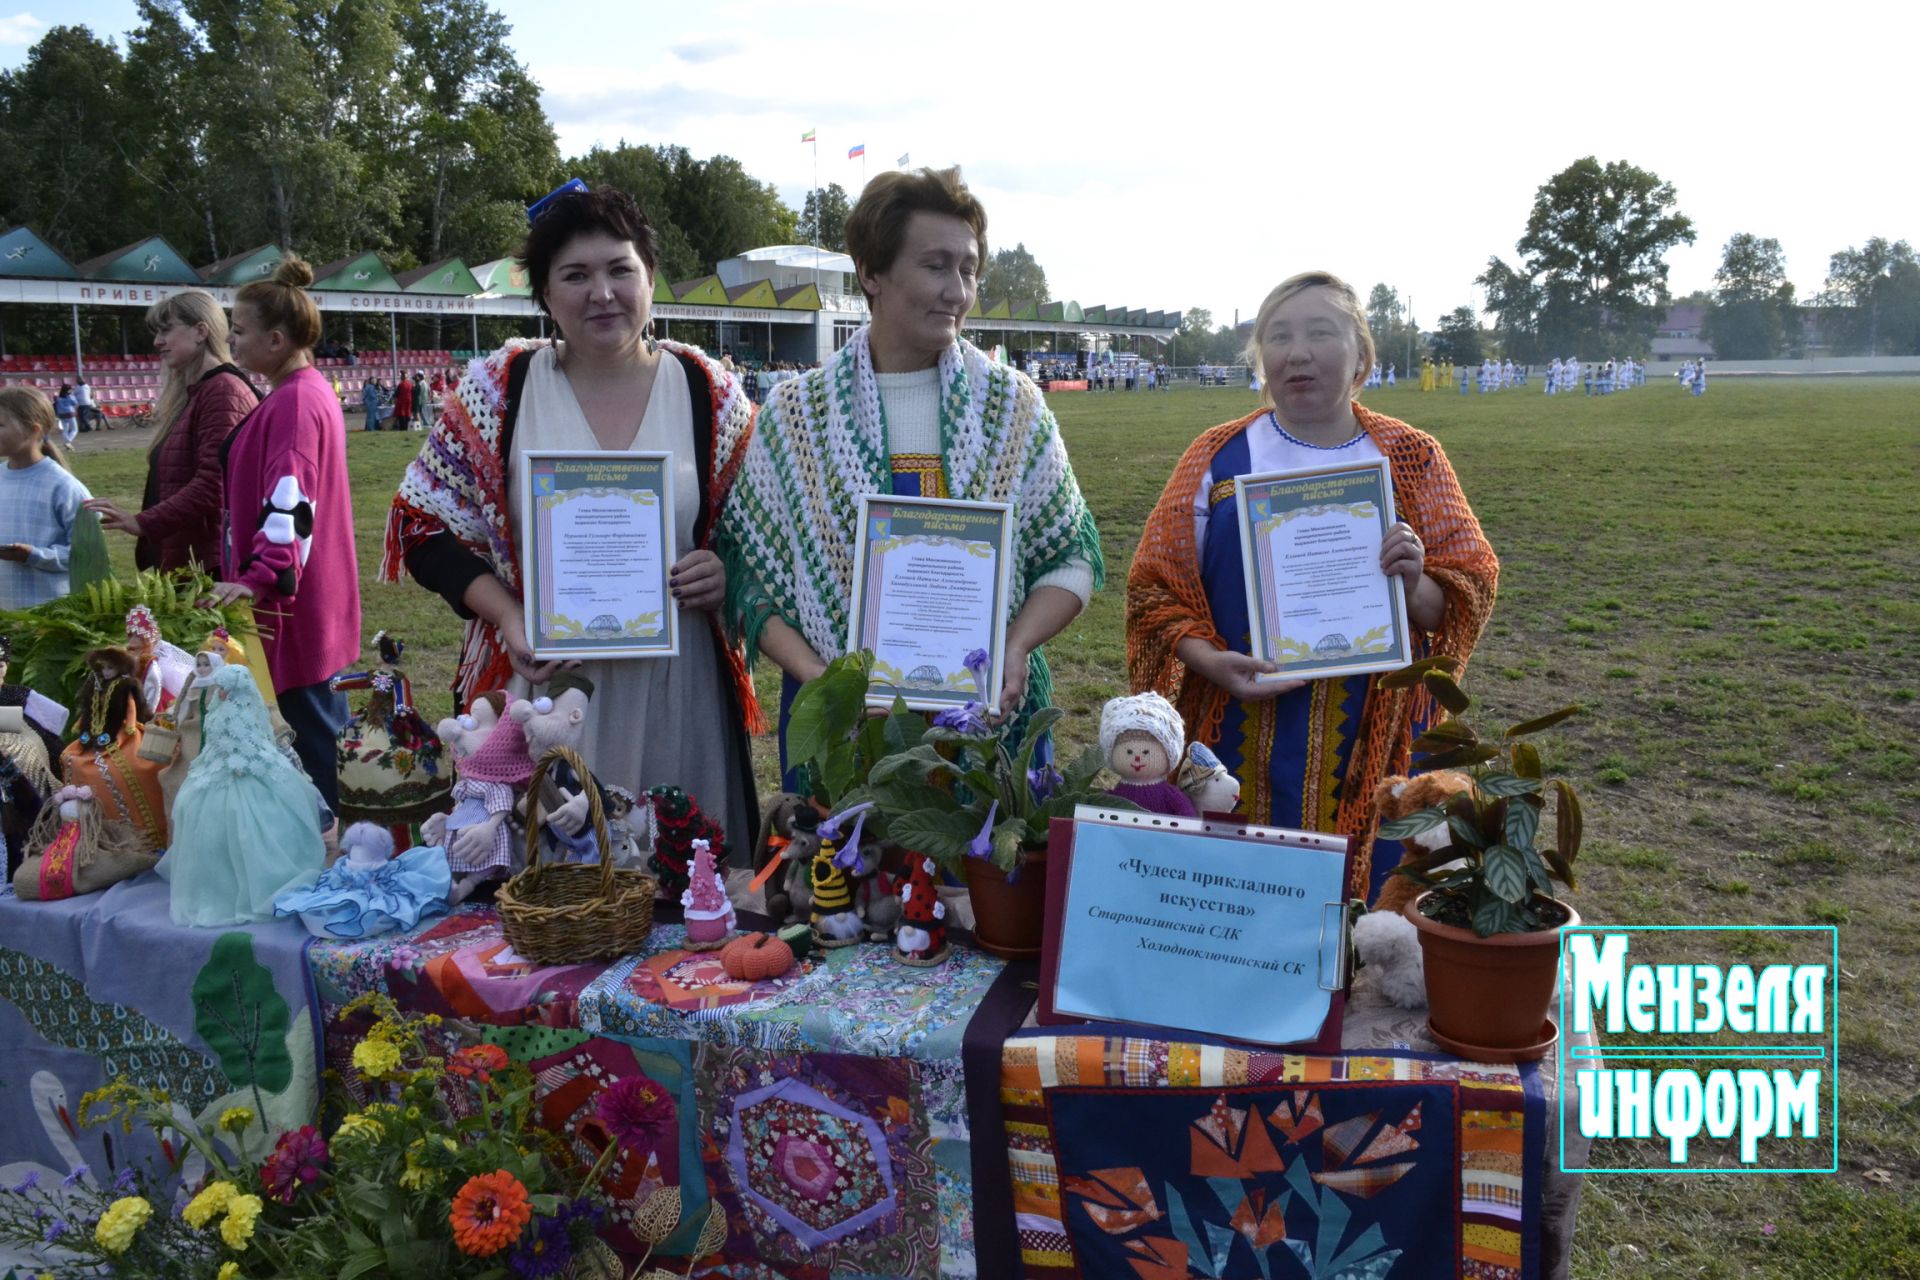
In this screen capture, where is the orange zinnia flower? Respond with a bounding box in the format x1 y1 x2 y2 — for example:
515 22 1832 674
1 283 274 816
449 1044 510 1083
449 1169 531 1256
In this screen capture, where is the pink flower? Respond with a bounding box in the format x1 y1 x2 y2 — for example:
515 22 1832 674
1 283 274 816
594 1076 677 1153
261 1125 328 1204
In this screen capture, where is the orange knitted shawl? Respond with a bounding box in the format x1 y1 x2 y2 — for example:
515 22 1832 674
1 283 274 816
1126 403 1499 897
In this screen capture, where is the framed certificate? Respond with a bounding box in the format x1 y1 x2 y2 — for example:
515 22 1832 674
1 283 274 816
1235 458 1413 682
520 450 678 660
846 494 1015 712
1038 806 1352 1049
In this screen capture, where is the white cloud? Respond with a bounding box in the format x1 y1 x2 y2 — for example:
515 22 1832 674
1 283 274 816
0 12 46 44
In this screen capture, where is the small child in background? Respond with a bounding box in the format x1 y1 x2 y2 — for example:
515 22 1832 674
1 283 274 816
52 385 79 445
0 386 92 609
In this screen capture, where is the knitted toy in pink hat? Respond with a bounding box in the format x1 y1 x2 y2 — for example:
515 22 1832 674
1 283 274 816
458 711 534 786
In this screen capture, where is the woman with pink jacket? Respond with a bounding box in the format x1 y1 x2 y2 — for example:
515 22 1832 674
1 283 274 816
205 256 362 810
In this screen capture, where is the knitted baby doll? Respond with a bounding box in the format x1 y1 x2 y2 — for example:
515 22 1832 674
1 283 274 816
1099 692 1196 818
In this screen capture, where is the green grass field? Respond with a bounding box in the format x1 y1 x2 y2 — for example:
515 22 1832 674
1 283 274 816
72 376 1920 1277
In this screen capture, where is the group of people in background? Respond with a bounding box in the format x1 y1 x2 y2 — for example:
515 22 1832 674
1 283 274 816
1678 358 1709 395
1539 357 1645 396
357 369 444 430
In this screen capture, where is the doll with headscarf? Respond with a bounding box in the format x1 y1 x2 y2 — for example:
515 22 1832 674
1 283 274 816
60 648 168 852
1100 691 1197 818
158 662 324 927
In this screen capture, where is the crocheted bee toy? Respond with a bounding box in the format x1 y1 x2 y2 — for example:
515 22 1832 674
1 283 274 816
644 783 726 898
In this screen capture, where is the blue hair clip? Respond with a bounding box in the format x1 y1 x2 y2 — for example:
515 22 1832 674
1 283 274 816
526 178 589 224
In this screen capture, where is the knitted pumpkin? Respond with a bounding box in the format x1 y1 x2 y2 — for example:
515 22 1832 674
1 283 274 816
721 931 794 982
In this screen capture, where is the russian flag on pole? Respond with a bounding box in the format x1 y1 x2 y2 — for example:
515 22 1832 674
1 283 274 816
848 143 866 159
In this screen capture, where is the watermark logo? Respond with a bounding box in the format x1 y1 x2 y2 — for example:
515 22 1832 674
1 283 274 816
1559 926 1838 1174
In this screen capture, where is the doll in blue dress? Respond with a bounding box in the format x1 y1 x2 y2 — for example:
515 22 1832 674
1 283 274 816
275 821 452 939
159 662 325 926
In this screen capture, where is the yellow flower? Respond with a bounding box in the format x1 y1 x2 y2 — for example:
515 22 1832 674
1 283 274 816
333 1113 385 1145
405 1106 423 1121
398 1158 440 1192
352 1037 404 1079
219 1194 263 1251
424 1014 443 1027
218 1106 255 1134
94 1196 152 1255
182 1180 239 1229
217 1264 241 1280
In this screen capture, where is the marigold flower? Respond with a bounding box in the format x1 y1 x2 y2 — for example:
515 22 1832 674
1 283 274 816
333 1113 385 1145
219 1194 262 1251
449 1169 532 1256
218 1106 255 1134
217 1264 241 1280
182 1180 239 1229
352 1037 404 1079
94 1196 151 1255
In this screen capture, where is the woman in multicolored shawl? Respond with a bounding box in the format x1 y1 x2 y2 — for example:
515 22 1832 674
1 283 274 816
720 167 1103 782
382 184 759 851
1128 272 1498 903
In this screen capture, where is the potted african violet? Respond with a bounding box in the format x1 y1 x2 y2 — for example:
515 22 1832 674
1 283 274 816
1375 657 1584 1061
861 652 1132 959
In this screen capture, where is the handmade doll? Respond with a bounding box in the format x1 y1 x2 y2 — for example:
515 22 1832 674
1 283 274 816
1175 741 1242 815
421 691 505 847
894 855 950 966
158 663 324 927
644 784 726 899
1099 692 1196 818
331 633 452 842
12 783 163 900
601 785 644 869
60 650 168 854
749 799 821 926
274 821 452 940
440 705 534 895
680 838 736 949
516 674 605 863
808 803 872 947
123 605 192 719
0 705 55 879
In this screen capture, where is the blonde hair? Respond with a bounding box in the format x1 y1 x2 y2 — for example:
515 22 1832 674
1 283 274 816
0 385 69 468
145 291 235 458
1243 271 1377 410
234 256 322 351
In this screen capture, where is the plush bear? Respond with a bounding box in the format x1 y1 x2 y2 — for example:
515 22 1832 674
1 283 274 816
1350 770 1476 1011
1369 770 1476 916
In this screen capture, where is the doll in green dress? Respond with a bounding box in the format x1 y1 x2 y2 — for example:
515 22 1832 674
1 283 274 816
159 662 324 927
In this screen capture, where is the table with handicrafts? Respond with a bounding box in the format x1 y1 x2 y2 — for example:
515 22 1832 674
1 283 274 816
999 994 1591 1280
308 904 1036 1279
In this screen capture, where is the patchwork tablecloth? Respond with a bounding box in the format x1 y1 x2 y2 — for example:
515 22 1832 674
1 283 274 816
310 904 1035 1278
0 875 322 1199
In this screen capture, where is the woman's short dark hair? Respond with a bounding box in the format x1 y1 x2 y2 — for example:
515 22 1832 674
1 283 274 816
844 167 988 301
519 185 660 316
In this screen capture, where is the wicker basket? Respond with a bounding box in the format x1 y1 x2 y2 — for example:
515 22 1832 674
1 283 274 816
496 747 657 964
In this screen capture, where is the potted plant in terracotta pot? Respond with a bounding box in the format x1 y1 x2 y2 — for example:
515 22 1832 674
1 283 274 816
1375 657 1585 1062
863 663 1132 960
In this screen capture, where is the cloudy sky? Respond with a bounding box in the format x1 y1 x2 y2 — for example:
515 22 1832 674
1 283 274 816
6 0 1912 326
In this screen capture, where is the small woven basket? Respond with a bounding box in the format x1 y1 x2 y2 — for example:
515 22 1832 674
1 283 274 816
496 746 656 964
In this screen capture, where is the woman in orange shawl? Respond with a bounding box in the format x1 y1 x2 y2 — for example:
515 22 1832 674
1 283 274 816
1128 271 1498 902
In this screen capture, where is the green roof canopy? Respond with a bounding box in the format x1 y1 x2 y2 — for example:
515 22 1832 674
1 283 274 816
79 236 199 284
311 252 400 293
774 283 821 310
0 227 78 279
472 257 531 296
1010 300 1039 322
670 277 727 305
199 244 285 286
397 258 481 295
725 280 778 308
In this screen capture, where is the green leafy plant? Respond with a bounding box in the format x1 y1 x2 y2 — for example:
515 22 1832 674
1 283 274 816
1375 656 1585 936
782 650 904 809
0 566 254 708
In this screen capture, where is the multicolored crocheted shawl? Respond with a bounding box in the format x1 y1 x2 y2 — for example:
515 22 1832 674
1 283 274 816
721 327 1103 675
381 338 760 724
1127 403 1498 889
